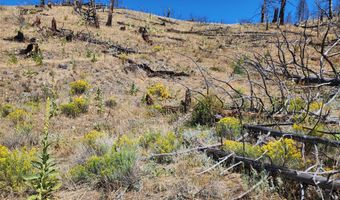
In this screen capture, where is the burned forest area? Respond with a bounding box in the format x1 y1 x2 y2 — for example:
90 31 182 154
0 1 339 200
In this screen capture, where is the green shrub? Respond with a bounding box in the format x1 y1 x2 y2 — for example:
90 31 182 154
60 97 89 118
70 146 137 189
231 58 245 75
287 97 306 112
0 103 14 117
70 80 90 95
139 131 161 149
91 53 97 63
95 88 104 114
191 94 223 126
129 82 139 96
0 145 36 193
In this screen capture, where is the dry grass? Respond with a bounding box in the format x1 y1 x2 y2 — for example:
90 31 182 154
0 5 338 199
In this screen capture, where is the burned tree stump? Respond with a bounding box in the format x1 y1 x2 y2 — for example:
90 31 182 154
145 94 154 105
181 89 191 113
14 31 25 42
19 38 38 55
51 17 57 32
19 43 34 55
32 16 41 27
94 16 100 28
272 8 279 23
47 1 52 8
139 27 153 45
65 34 73 41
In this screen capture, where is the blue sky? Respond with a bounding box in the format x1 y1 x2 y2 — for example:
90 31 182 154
0 0 329 24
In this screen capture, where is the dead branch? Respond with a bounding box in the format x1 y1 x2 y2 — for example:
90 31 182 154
205 148 340 190
124 59 189 78
243 124 340 147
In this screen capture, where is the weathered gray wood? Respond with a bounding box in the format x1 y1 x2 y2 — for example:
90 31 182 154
243 125 340 148
205 148 340 190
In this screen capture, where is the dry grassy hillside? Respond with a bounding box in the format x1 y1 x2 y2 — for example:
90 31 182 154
0 5 339 200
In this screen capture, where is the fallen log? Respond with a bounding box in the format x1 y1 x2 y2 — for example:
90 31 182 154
124 59 190 78
74 32 137 54
3 31 25 42
157 16 178 25
205 148 340 190
290 75 340 87
243 125 340 148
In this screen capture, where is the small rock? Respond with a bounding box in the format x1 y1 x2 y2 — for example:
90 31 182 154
58 63 68 69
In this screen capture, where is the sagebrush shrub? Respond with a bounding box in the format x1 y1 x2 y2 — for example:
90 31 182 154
70 145 137 189
70 80 90 95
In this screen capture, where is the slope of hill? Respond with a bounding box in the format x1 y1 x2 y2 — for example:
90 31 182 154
0 5 339 200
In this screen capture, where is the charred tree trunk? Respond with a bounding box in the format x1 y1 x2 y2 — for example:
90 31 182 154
243 125 340 147
145 94 154 105
181 89 192 113
261 1 266 23
14 31 25 42
92 0 100 28
32 16 41 27
51 17 57 32
272 8 279 23
329 0 333 19
106 0 114 26
279 0 287 25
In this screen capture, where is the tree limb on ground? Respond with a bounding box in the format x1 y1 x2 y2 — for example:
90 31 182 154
204 148 340 190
